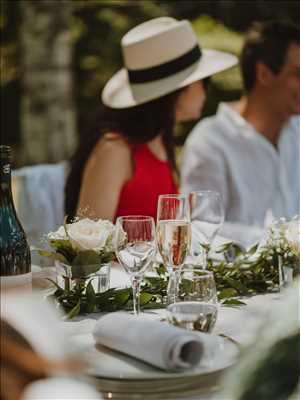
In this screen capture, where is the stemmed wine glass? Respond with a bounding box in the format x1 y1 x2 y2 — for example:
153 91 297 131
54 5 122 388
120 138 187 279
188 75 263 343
190 191 225 269
115 216 156 315
156 194 191 304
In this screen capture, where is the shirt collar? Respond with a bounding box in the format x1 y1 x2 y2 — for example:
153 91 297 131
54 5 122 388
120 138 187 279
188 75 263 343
216 102 283 159
217 102 254 132
216 102 296 153
217 102 297 138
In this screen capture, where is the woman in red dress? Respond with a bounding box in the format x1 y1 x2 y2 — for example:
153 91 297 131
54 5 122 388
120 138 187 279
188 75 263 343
65 17 237 221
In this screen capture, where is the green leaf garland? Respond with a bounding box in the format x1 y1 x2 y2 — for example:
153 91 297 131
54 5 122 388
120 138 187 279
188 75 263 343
47 233 300 318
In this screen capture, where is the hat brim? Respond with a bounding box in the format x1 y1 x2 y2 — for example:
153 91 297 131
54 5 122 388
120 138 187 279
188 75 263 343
101 49 238 109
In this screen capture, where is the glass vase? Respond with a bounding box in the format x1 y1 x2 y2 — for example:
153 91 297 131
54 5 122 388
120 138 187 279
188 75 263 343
55 260 110 294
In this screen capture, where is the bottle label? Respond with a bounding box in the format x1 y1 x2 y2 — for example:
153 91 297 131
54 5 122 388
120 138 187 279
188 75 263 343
2 163 10 174
1 272 32 291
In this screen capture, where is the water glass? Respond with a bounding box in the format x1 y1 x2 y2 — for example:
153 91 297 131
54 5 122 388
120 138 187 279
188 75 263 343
166 269 218 333
271 216 300 290
114 215 156 315
166 302 218 333
190 190 224 269
179 269 218 304
94 263 110 293
55 260 110 294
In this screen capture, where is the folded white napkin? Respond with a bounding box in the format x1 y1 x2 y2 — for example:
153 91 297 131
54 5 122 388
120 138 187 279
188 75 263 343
93 312 212 371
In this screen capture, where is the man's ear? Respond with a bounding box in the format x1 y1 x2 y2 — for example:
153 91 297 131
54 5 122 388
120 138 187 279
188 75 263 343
256 61 275 86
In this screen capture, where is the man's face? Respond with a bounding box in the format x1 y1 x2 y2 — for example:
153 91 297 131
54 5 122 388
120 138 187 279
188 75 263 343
269 43 300 117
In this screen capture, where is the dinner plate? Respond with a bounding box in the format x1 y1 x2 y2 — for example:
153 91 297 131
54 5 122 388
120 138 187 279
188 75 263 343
93 377 221 399
91 371 222 393
71 333 239 381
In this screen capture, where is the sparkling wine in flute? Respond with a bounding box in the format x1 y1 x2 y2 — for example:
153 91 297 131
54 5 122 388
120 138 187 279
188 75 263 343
157 220 191 268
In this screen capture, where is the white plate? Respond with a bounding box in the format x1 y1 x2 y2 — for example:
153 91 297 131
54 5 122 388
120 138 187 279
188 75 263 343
71 333 239 381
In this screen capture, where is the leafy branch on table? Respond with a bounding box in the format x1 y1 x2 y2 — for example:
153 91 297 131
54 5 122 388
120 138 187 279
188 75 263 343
48 236 300 318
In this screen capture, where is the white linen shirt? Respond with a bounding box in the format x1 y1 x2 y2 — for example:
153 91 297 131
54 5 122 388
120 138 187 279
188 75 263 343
181 103 300 227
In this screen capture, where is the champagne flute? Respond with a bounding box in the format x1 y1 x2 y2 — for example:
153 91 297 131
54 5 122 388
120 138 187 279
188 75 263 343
115 216 156 315
156 194 191 304
190 191 225 269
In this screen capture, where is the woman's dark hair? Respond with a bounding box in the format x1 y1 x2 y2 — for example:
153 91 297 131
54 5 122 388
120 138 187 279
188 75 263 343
241 21 300 92
65 89 182 220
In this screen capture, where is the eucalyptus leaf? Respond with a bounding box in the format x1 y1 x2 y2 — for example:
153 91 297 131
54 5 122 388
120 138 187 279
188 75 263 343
38 250 69 264
45 278 64 294
98 251 115 264
66 300 81 319
221 299 246 306
144 276 161 287
86 280 96 305
72 250 101 266
114 288 131 306
156 264 167 276
49 240 76 263
248 243 259 255
219 288 238 299
224 277 249 295
215 242 234 253
179 278 193 295
224 243 245 262
85 302 95 313
96 288 118 304
140 292 154 305
194 270 211 276
63 216 70 238
71 264 101 279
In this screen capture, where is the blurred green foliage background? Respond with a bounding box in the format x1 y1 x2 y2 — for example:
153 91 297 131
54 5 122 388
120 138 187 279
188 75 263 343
1 0 300 166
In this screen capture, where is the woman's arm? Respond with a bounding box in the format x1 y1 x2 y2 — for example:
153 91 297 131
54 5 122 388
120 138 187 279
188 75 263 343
77 137 132 220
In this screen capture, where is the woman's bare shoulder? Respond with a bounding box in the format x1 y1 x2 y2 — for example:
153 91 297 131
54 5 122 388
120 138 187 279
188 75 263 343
94 133 131 160
79 133 133 220
83 133 132 180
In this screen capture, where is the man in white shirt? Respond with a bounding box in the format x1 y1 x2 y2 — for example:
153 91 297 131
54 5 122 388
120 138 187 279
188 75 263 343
181 21 300 244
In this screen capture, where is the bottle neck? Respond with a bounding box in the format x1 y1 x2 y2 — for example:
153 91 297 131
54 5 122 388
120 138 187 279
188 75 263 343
0 159 13 202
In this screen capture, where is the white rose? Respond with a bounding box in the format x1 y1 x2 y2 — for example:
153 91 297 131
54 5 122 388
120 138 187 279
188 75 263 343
67 218 115 252
48 226 68 241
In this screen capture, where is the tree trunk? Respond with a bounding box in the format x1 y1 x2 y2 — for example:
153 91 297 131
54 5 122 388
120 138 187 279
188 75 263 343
20 0 76 165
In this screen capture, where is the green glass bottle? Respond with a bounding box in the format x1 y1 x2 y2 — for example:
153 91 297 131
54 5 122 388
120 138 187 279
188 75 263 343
0 145 31 287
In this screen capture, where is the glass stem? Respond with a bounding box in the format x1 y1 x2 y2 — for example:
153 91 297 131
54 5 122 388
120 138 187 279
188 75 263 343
131 276 142 315
201 248 208 270
278 255 283 290
167 268 180 305
202 244 211 270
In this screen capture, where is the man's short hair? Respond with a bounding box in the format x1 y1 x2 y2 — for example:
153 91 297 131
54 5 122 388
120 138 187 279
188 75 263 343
241 21 300 92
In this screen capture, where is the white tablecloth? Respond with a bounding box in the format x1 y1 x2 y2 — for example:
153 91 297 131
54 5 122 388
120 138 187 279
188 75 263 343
32 264 285 400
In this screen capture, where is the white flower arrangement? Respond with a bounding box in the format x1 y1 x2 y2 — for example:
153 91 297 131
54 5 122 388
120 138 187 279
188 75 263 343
40 218 117 266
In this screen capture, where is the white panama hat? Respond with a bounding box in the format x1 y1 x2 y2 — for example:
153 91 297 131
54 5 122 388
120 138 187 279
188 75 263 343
101 17 238 109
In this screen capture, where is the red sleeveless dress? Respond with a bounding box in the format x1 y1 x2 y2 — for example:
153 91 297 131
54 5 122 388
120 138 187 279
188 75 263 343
115 144 178 220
